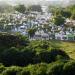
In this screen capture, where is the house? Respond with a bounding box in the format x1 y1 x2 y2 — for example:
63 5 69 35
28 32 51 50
55 32 75 41
55 33 67 40
34 30 49 40
65 18 75 27
67 34 75 41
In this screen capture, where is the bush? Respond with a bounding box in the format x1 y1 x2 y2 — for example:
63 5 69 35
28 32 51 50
38 49 70 63
34 63 47 75
0 47 36 66
18 67 30 75
0 63 5 73
27 63 47 75
2 66 21 75
38 51 52 63
1 60 75 75
63 60 75 75
18 48 36 66
47 61 64 75
0 33 29 47
0 47 19 66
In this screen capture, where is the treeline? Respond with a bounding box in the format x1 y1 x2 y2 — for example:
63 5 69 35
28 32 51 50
0 60 75 75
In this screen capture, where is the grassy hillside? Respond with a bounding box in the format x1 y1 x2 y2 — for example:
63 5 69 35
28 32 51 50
59 41 75 60
30 40 75 60
51 41 75 60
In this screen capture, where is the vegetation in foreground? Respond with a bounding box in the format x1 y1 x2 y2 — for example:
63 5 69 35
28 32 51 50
0 33 75 75
0 60 75 75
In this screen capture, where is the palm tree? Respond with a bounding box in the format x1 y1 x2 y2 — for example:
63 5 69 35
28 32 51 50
28 28 36 39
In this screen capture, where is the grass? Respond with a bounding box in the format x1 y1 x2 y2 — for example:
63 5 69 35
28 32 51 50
50 40 75 60
30 40 75 60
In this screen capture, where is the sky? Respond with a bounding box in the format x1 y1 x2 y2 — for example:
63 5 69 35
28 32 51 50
0 0 63 1
0 0 74 6
0 0 66 3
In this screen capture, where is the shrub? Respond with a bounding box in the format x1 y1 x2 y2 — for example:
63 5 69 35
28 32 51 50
38 49 70 63
18 48 36 66
18 67 30 75
0 47 36 66
0 63 5 73
63 60 75 75
2 66 21 75
28 63 47 75
50 49 70 61
0 47 19 66
0 33 29 47
47 61 64 75
38 51 52 63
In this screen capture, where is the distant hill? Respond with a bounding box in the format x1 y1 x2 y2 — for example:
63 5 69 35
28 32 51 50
0 1 14 13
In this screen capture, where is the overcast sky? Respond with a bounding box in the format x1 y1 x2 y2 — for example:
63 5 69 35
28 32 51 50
0 0 67 3
0 0 63 1
0 0 74 6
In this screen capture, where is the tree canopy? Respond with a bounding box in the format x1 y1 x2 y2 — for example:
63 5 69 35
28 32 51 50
15 5 26 13
52 15 65 26
28 5 42 12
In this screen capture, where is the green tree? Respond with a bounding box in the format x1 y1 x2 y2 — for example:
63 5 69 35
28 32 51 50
61 10 71 18
28 5 42 12
0 63 5 74
28 28 36 38
63 60 75 75
38 49 69 63
0 33 29 47
71 13 75 20
52 15 65 26
66 5 75 19
27 63 47 75
15 5 26 13
2 66 21 75
47 61 64 75
0 47 19 66
19 67 30 75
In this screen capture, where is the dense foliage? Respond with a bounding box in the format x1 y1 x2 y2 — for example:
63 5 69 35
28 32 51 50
28 5 42 12
0 60 74 75
0 33 29 48
15 5 26 13
0 33 74 75
52 15 65 26
49 5 75 26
